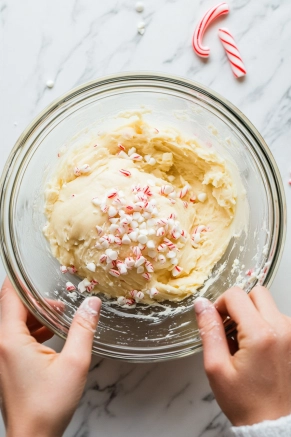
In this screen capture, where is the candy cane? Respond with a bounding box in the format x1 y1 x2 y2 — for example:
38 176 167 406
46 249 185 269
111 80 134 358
218 27 247 78
193 2 229 58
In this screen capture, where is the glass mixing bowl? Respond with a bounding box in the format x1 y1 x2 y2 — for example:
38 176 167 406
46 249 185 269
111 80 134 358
0 73 286 362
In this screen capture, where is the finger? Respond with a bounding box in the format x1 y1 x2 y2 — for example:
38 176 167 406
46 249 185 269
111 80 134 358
249 286 282 325
61 297 101 372
45 298 66 314
27 312 45 332
0 278 28 331
194 297 232 374
31 326 54 343
214 287 266 335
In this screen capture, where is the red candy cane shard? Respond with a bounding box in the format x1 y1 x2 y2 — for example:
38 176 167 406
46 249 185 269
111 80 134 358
193 2 229 58
119 169 131 177
218 28 246 78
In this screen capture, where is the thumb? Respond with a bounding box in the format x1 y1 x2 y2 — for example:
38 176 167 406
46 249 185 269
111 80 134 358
61 296 101 372
194 297 231 376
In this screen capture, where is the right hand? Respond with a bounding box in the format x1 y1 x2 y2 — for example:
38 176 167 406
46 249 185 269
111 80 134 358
194 286 291 426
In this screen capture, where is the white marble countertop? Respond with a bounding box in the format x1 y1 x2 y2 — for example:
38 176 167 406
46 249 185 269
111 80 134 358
1 0 291 435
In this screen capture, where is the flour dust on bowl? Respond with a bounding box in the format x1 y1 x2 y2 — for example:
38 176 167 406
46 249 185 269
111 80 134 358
0 73 286 362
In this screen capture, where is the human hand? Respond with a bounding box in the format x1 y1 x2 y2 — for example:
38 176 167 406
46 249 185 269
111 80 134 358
194 286 291 426
0 278 101 437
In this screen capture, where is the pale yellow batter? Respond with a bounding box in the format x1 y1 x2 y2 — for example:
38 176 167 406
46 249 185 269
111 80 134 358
44 117 238 304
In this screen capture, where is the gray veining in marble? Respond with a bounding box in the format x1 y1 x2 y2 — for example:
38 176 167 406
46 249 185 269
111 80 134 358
1 0 291 436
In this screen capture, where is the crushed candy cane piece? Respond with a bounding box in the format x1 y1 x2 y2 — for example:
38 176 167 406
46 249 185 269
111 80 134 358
66 281 76 291
172 266 183 277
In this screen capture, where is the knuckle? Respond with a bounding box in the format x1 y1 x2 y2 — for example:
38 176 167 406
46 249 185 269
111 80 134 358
255 330 277 350
199 318 220 337
74 315 96 334
0 284 10 302
66 352 91 374
223 287 243 302
204 359 224 377
0 338 11 358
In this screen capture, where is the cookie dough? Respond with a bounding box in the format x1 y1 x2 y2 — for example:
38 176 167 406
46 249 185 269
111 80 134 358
44 117 239 304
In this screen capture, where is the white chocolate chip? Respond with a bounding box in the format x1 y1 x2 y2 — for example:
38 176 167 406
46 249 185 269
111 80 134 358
138 234 148 244
137 21 145 34
122 234 131 245
109 224 119 233
147 250 157 258
128 147 136 156
167 251 176 259
147 218 156 227
164 185 173 195
117 296 127 305
92 197 101 206
197 193 207 202
108 206 117 217
118 151 129 159
78 280 87 293
135 1 144 13
146 240 155 249
86 262 96 272
133 212 141 220
128 231 138 242
46 79 54 88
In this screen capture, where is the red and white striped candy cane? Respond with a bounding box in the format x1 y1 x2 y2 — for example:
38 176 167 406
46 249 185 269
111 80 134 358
218 27 247 78
193 2 229 58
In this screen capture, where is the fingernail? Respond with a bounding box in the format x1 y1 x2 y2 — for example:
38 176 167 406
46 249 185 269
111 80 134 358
79 297 101 319
194 297 211 315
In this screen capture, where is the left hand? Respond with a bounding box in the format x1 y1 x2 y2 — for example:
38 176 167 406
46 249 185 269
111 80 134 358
0 278 101 437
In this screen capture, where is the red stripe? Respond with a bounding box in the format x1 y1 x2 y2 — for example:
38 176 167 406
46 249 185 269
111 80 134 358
219 28 233 38
192 35 209 56
195 25 209 53
219 37 238 51
230 61 246 75
224 48 242 61
205 7 228 28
